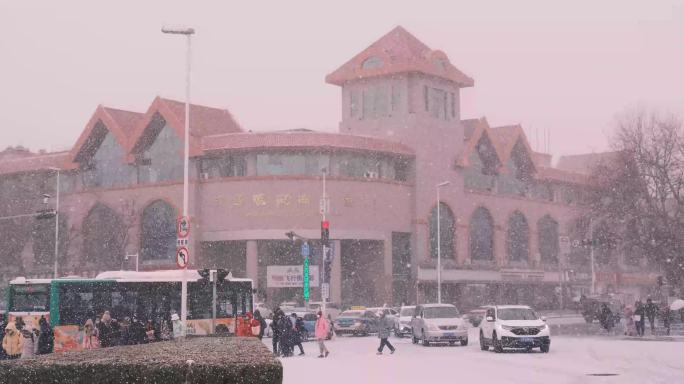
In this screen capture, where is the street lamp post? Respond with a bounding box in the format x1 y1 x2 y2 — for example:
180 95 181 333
436 181 450 304
162 25 195 337
47 167 61 279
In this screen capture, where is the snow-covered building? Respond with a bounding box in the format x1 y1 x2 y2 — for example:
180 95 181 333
0 26 661 309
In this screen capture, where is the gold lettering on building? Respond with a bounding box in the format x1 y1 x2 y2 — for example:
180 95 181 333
252 193 267 207
297 194 310 207
232 194 245 207
276 194 292 208
344 196 353 207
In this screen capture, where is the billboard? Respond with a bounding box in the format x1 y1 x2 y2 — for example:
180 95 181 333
267 265 320 288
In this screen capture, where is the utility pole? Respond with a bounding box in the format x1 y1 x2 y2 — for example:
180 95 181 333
162 25 195 337
436 181 450 304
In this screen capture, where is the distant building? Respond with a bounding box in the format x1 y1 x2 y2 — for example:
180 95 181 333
0 26 660 309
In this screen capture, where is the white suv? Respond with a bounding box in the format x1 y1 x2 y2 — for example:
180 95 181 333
411 304 468 346
479 305 550 353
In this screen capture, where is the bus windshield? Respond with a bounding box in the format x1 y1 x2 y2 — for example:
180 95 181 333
9 284 50 312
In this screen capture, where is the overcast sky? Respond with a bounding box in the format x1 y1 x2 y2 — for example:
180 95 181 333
1 0 683 158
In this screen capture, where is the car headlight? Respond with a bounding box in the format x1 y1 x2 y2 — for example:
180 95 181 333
354 321 363 327
427 323 439 331
539 324 548 330
501 325 516 331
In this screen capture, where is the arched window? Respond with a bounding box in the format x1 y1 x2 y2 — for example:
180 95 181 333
470 207 494 261
429 203 455 259
506 211 529 263
141 200 176 261
538 215 559 264
82 203 125 269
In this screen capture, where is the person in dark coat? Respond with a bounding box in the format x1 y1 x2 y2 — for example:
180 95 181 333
290 313 305 356
376 311 395 355
661 305 671 336
634 301 646 336
36 316 54 355
129 317 148 344
278 311 294 357
254 310 267 341
0 315 7 360
598 303 613 332
271 308 282 356
97 311 115 347
644 298 658 334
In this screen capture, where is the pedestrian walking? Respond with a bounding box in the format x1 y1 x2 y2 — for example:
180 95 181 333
0 314 7 360
599 303 613 332
98 311 114 347
376 311 395 355
83 318 99 349
278 311 294 357
37 316 54 354
20 325 38 359
2 320 22 359
645 298 658 334
661 305 671 336
291 313 305 355
271 308 282 356
634 301 646 336
315 311 330 358
254 310 267 340
623 306 636 336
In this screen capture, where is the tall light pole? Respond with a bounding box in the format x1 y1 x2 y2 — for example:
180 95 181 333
162 25 194 337
48 167 61 279
436 181 450 304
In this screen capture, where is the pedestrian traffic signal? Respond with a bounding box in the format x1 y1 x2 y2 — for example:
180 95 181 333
321 221 329 245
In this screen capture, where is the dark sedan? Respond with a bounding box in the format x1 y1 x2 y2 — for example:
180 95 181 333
334 310 379 336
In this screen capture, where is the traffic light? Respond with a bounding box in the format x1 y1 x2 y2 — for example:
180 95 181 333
321 221 329 245
216 268 229 281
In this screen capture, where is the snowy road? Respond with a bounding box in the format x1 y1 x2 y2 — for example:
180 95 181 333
268 329 684 384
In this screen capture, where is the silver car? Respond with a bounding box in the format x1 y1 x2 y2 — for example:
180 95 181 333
411 303 468 346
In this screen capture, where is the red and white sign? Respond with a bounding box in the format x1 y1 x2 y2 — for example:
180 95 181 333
176 247 189 269
177 216 190 238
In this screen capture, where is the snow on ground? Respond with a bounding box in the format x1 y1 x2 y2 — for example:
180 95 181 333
267 328 684 384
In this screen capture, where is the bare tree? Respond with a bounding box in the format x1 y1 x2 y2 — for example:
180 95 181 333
590 109 684 286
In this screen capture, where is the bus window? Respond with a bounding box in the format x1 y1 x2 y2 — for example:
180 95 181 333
188 282 212 320
57 282 116 326
9 284 50 312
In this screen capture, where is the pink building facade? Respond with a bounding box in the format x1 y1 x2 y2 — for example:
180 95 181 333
0 27 660 310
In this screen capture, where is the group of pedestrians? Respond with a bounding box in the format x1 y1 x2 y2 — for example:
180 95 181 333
591 297 673 337
1 315 54 360
268 308 397 359
270 308 333 358
82 310 172 349
270 308 307 357
626 298 668 336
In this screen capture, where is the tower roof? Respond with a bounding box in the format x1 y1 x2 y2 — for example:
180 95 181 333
325 26 474 87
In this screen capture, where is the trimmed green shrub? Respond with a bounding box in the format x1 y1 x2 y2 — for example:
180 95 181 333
0 337 282 384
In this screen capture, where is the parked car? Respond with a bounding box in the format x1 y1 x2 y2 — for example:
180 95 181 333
479 305 550 353
411 303 468 346
334 310 379 336
307 302 342 320
395 305 416 337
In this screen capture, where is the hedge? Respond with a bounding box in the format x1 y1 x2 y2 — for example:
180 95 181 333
0 337 282 384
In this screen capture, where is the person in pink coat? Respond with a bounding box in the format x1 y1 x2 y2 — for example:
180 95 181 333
314 311 330 358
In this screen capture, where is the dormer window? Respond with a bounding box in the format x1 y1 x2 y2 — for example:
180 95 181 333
361 56 384 70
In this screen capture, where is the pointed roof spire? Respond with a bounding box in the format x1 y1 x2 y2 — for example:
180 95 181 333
326 26 474 87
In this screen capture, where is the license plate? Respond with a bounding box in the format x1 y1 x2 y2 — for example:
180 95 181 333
520 337 534 343
444 332 455 337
